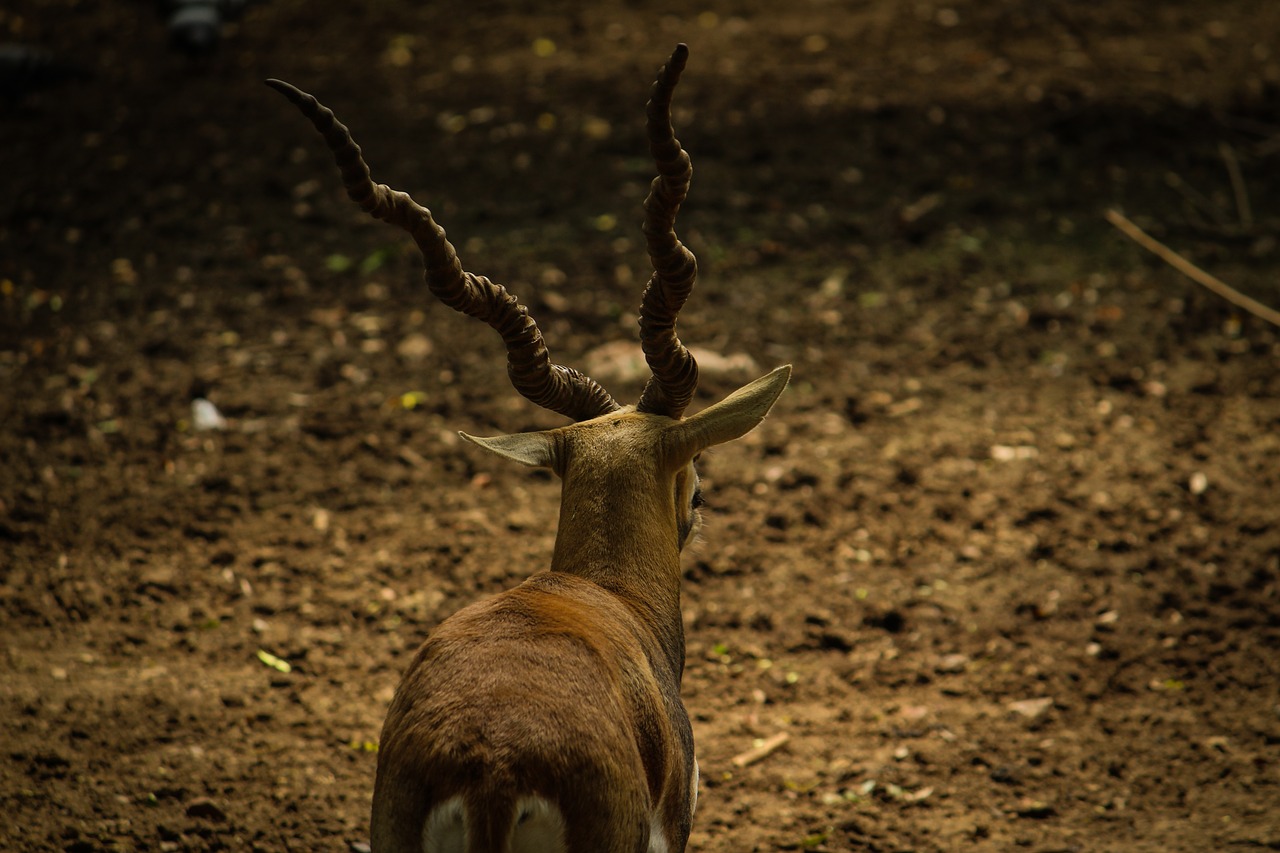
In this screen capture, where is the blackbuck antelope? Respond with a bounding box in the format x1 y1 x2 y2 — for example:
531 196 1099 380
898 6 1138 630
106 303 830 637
268 44 790 853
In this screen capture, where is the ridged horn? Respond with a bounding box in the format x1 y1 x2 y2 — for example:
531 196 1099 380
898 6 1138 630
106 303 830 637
635 44 699 419
265 78 621 422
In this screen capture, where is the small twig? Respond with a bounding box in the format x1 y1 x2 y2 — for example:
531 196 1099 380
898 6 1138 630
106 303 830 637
730 732 791 768
1218 142 1254 230
1105 209 1280 327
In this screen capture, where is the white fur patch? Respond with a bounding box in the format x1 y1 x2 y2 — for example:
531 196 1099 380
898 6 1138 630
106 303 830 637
648 812 670 853
510 796 568 853
421 795 568 853
690 759 699 816
650 760 698 853
422 796 466 853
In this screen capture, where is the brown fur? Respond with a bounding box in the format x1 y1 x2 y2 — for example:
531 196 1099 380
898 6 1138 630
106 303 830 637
372 412 705 853
370 372 789 852
372 572 691 852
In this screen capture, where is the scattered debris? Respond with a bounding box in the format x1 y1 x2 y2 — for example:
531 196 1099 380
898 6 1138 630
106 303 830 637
731 732 791 768
256 649 292 674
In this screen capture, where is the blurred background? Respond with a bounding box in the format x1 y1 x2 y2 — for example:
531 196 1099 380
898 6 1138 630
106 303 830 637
3 1 1279 851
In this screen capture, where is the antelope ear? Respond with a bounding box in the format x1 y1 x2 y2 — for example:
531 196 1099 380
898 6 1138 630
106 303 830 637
665 364 792 461
459 430 560 469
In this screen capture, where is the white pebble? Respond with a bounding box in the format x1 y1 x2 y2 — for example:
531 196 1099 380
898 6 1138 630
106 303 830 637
991 444 1038 462
191 398 227 431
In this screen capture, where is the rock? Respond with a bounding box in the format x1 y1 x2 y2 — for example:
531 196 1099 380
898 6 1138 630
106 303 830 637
1014 798 1056 819
815 628 856 652
186 797 227 821
582 340 649 384
991 444 1037 462
583 342 759 385
1008 697 1054 720
990 765 1018 785
395 332 434 361
690 348 759 379
191 398 227 431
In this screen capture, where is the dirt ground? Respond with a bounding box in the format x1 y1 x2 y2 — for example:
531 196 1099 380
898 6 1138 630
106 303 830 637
4 1 1280 850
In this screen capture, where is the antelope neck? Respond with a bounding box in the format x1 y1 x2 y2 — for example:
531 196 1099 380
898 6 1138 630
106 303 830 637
549 461 686 674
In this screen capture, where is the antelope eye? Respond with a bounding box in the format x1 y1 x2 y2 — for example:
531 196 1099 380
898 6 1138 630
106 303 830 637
691 488 706 509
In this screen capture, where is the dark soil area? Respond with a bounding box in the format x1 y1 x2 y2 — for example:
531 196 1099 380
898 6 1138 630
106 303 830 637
4 1 1280 850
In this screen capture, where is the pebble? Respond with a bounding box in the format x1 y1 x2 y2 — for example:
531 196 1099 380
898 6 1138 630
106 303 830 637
1014 798 1056 819
395 333 434 361
991 444 1038 461
584 341 759 384
1008 697 1054 720
185 797 227 821
191 398 227 432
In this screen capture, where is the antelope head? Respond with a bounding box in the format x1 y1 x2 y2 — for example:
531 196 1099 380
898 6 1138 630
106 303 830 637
269 44 789 853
